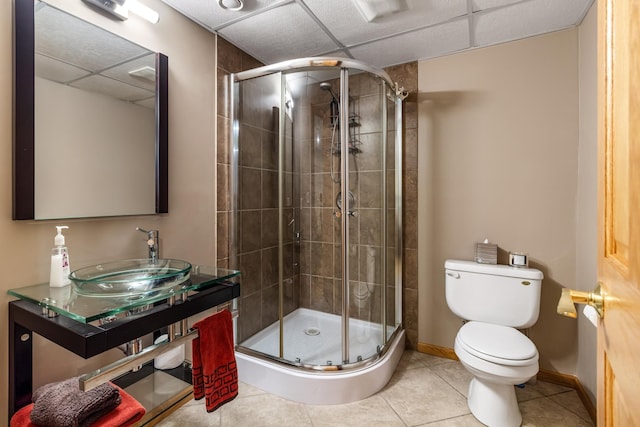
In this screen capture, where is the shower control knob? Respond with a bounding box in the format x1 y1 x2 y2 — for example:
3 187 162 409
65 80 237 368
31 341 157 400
348 211 358 217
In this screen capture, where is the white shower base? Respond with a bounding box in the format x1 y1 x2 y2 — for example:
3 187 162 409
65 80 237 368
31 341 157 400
235 308 405 405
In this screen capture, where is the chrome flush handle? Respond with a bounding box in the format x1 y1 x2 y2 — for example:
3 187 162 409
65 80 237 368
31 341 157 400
446 271 460 279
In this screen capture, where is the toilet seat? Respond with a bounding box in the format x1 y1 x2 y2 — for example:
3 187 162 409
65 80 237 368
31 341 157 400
456 321 538 367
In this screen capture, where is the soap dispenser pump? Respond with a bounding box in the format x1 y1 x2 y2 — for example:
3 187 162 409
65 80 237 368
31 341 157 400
50 225 71 287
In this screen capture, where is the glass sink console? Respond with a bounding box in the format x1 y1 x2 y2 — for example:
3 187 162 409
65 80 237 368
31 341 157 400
8 264 241 422
8 265 240 323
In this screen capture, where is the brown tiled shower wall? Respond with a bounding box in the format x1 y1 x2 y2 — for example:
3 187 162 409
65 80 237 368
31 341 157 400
216 36 418 349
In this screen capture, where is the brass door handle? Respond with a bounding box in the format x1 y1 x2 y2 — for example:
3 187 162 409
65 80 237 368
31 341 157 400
556 283 605 319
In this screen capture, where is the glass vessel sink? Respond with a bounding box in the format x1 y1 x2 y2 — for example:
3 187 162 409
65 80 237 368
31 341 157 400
70 259 192 297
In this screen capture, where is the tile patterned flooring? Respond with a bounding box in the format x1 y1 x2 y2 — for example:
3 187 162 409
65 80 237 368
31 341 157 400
158 351 594 426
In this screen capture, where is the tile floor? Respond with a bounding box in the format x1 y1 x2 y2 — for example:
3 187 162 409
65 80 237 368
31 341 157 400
158 350 594 426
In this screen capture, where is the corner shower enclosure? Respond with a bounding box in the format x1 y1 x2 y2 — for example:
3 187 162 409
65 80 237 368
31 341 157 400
231 58 406 404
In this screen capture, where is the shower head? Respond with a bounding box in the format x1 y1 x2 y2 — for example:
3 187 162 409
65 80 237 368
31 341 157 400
320 82 337 99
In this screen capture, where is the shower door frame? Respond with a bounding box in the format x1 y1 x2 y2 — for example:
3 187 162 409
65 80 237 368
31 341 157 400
231 57 404 371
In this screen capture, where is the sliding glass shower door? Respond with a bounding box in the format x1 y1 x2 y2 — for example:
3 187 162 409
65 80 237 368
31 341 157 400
232 59 403 371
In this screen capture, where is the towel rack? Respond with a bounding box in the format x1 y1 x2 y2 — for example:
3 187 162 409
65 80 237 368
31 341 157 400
78 308 238 391
79 328 199 391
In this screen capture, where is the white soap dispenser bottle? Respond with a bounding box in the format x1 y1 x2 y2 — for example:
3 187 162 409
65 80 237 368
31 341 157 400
49 225 71 287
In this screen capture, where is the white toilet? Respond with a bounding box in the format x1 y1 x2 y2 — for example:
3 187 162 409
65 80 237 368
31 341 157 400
444 259 544 427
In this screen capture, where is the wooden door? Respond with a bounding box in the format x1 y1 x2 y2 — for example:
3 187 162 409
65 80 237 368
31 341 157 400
597 0 640 424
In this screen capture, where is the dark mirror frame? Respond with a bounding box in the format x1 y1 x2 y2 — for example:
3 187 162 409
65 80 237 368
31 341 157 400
13 0 168 220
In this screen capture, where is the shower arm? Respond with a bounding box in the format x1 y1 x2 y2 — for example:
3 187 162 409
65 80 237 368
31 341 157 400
394 83 409 100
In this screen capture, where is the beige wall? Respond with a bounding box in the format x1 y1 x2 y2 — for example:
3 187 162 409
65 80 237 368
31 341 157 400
35 77 155 218
417 29 583 374
576 3 598 404
1 0 217 421
0 0 597 421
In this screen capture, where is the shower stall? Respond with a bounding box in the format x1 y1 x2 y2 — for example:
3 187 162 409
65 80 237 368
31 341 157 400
230 57 406 404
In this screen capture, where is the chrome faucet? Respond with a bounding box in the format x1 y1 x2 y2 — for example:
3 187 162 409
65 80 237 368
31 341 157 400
136 227 159 263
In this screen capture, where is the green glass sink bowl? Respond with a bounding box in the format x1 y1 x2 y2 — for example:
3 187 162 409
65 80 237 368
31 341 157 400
69 259 192 297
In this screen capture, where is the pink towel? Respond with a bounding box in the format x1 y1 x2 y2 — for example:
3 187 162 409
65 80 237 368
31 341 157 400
192 310 238 412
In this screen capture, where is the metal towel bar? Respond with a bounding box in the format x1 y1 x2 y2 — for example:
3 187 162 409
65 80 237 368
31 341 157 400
78 307 238 391
78 328 199 391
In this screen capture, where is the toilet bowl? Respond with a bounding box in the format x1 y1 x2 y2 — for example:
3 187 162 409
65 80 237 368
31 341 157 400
444 259 544 427
454 321 539 427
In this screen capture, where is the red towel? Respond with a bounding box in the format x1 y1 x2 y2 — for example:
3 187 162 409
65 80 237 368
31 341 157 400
192 309 238 412
10 383 145 427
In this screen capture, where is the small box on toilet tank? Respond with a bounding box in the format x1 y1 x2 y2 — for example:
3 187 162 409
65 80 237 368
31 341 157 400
474 239 497 264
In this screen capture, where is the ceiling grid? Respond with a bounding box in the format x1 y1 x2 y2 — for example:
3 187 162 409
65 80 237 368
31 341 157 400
161 0 595 67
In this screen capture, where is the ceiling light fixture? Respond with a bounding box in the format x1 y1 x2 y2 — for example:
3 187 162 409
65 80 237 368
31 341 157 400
217 0 244 12
350 0 409 22
82 0 160 24
82 0 128 20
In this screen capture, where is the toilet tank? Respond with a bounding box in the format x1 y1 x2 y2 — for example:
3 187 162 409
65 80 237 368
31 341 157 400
444 259 544 328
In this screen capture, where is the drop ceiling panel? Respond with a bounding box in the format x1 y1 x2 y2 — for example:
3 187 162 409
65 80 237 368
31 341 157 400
305 0 468 46
161 0 595 67
135 97 156 109
219 3 341 64
35 54 90 84
473 0 593 47
471 0 524 12
36 5 149 72
102 53 157 92
161 0 288 31
71 75 155 103
349 19 470 67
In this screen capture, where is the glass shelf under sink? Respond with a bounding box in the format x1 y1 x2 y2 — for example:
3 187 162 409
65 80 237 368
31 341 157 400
7 265 240 323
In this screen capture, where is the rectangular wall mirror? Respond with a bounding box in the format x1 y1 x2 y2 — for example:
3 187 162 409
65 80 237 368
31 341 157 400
13 0 168 220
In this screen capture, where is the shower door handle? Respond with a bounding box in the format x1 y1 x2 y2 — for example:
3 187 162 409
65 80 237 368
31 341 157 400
334 211 358 218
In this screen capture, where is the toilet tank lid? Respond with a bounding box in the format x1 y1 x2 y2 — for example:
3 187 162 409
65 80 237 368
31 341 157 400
444 259 543 280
